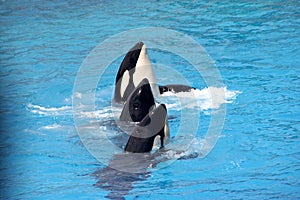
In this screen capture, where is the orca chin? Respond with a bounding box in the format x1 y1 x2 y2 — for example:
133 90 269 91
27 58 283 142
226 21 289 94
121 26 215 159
125 104 170 153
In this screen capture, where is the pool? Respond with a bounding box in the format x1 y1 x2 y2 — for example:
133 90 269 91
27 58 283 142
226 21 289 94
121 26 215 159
1 1 299 199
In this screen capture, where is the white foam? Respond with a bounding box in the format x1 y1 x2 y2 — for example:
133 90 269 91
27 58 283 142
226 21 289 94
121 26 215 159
74 92 83 99
26 103 73 116
26 103 114 120
160 86 241 111
78 108 113 119
39 123 63 130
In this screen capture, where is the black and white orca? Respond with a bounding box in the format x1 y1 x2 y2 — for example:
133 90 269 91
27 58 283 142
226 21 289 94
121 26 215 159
125 104 169 153
114 42 195 104
114 42 159 103
119 78 170 152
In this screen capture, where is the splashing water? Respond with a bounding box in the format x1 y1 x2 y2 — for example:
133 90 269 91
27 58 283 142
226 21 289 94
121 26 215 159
27 86 240 162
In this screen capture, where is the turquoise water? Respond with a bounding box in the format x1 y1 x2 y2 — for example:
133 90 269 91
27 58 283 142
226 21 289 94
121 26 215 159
1 1 299 199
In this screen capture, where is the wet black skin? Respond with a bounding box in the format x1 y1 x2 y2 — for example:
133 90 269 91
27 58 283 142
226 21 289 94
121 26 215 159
114 42 144 102
120 78 155 122
159 84 195 94
114 41 196 103
125 104 167 153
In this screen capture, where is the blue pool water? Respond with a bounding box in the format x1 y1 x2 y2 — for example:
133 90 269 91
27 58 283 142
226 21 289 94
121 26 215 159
1 1 299 199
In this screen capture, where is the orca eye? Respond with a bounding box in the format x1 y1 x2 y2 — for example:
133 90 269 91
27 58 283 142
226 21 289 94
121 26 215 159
133 102 140 110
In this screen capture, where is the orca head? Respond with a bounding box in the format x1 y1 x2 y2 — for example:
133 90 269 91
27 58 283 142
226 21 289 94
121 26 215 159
125 104 170 153
114 42 144 103
120 78 155 122
114 42 159 103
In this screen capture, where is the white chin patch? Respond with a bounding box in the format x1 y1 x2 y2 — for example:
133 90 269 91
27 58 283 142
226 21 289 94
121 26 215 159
120 70 130 98
134 44 160 97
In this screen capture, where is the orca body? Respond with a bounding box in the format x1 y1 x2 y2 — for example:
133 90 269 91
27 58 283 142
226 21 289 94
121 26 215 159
125 104 169 153
114 42 159 103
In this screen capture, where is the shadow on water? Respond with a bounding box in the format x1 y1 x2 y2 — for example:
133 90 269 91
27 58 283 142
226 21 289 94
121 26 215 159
91 147 200 199
86 125 150 199
92 153 154 200
93 166 149 199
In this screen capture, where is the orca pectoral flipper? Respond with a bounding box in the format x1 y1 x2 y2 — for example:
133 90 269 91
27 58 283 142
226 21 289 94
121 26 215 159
159 84 195 94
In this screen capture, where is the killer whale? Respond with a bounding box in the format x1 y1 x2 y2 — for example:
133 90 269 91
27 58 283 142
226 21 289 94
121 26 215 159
114 41 196 104
119 78 170 152
114 42 159 103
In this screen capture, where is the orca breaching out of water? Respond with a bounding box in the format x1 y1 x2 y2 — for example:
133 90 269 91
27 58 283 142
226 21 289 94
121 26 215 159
114 41 195 153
